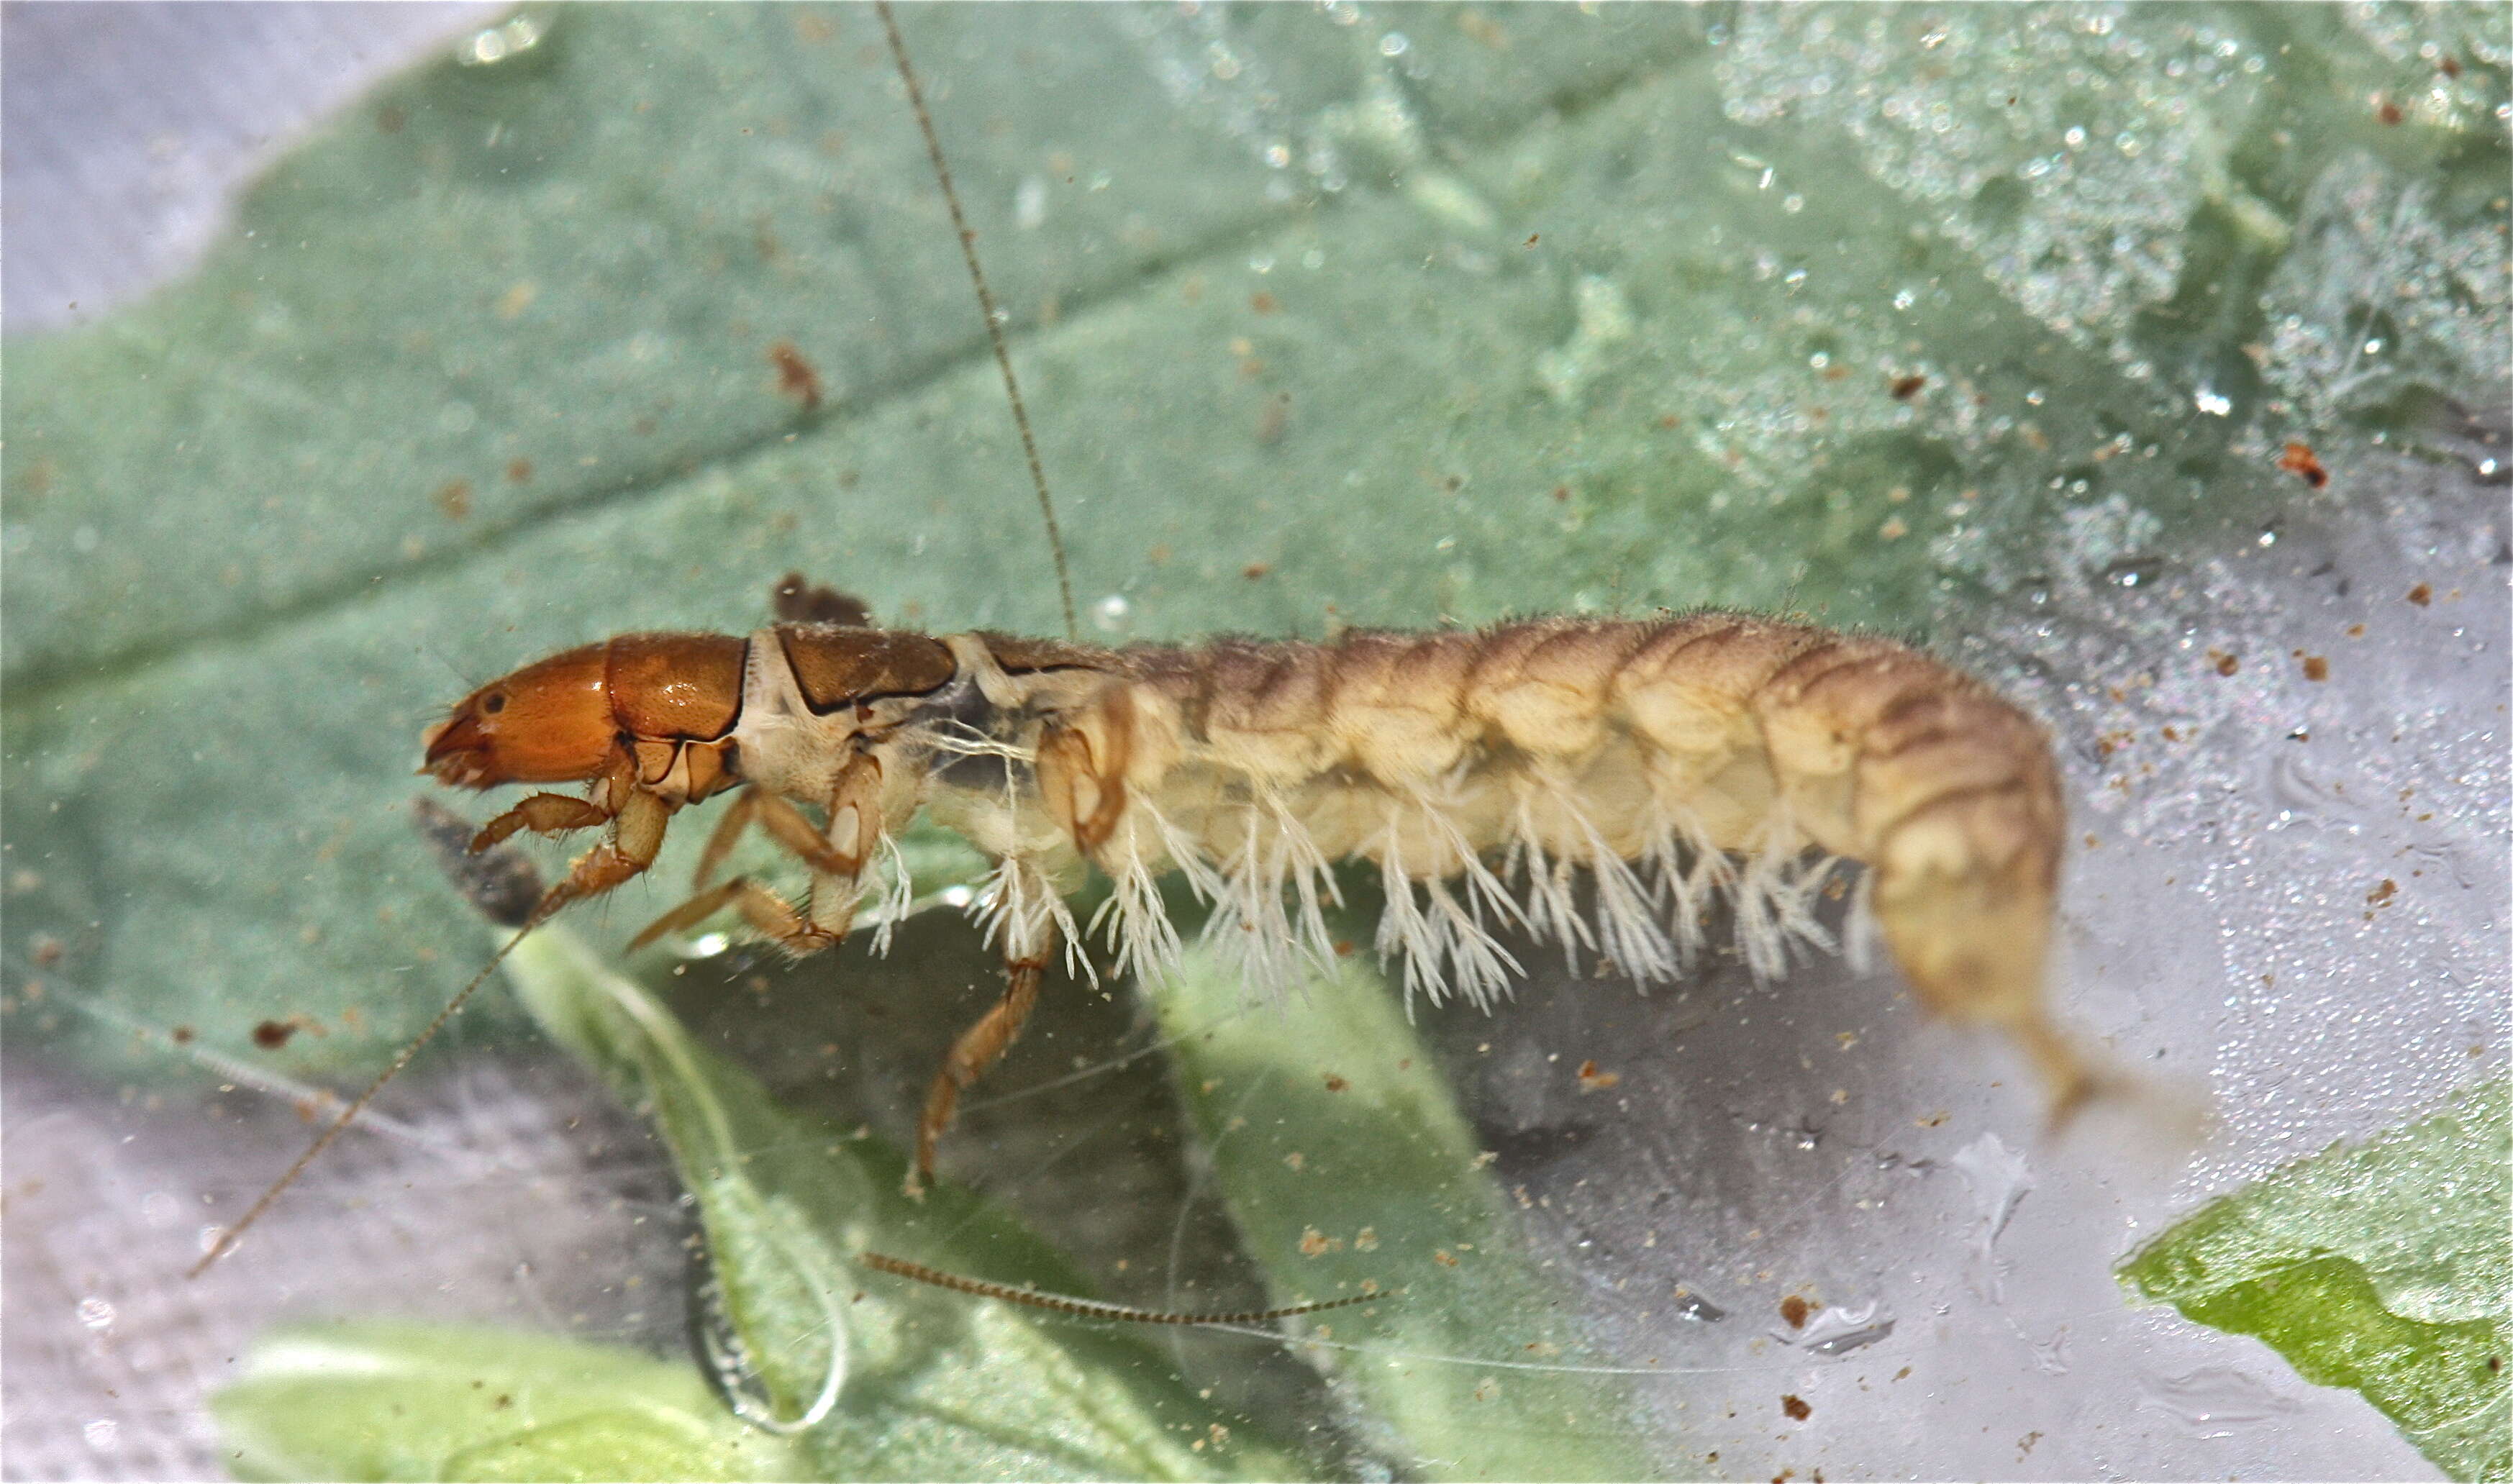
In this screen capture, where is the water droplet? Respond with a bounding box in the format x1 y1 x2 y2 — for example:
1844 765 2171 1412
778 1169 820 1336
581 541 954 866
1013 176 1048 232
2137 1365 2301 1434
140 1191 181 1228
940 884 975 909
1092 593 1133 633
1793 1300 1895 1354
76 1296 115 1331
83 1419 119 1452
1671 1289 1726 1322
1379 32 1410 58
2194 386 2233 416
686 932 731 959
459 12 546 66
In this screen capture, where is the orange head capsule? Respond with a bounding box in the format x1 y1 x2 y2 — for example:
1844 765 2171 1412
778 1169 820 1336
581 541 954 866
423 634 753 790
423 643 618 788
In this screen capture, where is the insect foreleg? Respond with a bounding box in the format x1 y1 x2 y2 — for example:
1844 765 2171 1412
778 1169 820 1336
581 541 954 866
548 786 675 906
468 791 612 851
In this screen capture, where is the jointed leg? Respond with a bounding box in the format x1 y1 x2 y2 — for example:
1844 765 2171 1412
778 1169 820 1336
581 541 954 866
910 952 1046 1196
550 788 675 906
471 793 612 852
627 875 839 953
634 758 889 955
689 788 762 891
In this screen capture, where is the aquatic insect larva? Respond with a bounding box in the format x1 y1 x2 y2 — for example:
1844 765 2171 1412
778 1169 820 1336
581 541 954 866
412 601 2095 1191
194 4 2097 1273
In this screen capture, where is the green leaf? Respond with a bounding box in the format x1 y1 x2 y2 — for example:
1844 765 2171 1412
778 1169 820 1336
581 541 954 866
497 927 1314 1481
1147 943 1663 1480
213 1321 813 1483
214 922 1316 1480
2120 1079 2512 1482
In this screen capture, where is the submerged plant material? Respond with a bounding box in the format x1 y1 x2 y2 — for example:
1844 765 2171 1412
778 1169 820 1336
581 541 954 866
2120 1080 2512 1483
214 921 1324 1481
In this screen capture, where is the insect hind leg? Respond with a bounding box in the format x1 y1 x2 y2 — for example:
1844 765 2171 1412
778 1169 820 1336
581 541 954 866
911 952 1046 1197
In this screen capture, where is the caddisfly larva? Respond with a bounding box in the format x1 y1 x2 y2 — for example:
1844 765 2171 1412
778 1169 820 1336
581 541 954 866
412 596 2094 1197
196 2 2100 1273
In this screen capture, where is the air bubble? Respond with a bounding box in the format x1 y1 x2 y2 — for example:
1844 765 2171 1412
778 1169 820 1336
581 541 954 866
690 1242 842 1434
1379 32 1410 58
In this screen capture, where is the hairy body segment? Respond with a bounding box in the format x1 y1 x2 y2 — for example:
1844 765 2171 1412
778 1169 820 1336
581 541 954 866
417 598 2091 1191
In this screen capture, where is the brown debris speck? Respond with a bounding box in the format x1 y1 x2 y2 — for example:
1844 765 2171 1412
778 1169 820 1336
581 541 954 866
2367 878 2398 908
505 458 534 485
432 479 473 521
2209 648 2240 676
1779 1294 1811 1329
1576 1059 1620 1092
1250 291 1279 315
1781 1394 1812 1421
1323 1074 1348 1092
2276 441 2330 488
770 341 822 409
2408 582 2433 606
1256 393 1290 445
2297 652 2329 682
171 1025 196 1045
253 1020 297 1050
1242 562 1272 581
1889 373 1927 401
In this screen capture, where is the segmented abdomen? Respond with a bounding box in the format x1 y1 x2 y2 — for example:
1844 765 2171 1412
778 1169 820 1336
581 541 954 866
1044 614 2081 1106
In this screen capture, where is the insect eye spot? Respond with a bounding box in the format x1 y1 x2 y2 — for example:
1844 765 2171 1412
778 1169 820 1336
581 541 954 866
482 693 507 714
